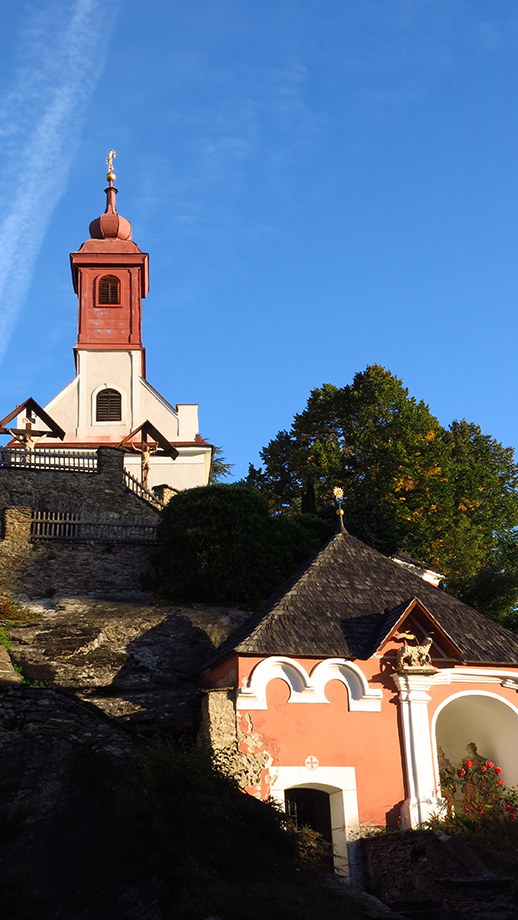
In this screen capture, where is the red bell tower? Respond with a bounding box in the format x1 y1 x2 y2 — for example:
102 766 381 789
70 152 149 372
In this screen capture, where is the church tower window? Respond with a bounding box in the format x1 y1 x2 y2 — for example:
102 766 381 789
96 388 122 422
98 275 120 305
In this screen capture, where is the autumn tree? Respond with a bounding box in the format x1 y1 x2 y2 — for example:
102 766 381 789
247 365 518 622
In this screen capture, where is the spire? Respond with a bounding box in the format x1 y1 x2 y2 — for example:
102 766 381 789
89 150 132 241
333 486 347 534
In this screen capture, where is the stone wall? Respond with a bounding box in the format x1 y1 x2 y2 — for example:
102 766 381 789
0 448 160 597
0 506 156 597
0 447 157 521
358 830 517 920
198 689 272 793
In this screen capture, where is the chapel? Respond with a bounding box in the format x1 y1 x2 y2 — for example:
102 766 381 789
3 154 212 495
201 523 518 876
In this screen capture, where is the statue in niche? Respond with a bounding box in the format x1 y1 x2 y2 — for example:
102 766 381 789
462 742 486 767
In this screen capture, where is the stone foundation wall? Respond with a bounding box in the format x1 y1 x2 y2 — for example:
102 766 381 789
0 448 157 521
358 830 517 920
198 689 272 794
0 506 156 598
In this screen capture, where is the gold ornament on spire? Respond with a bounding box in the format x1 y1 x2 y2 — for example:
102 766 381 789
105 149 116 183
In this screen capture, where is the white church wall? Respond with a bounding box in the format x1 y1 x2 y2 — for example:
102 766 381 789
139 379 180 439
42 377 79 435
124 447 210 491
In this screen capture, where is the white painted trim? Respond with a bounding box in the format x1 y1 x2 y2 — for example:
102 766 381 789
311 659 383 711
392 672 446 828
236 656 382 711
270 764 359 877
433 667 518 687
392 669 518 828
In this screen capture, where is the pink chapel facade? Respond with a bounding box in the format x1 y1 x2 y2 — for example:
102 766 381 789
201 531 518 876
7 160 212 494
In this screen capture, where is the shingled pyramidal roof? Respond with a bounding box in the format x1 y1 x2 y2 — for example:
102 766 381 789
215 531 518 666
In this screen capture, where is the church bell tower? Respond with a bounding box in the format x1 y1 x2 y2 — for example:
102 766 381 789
38 152 212 492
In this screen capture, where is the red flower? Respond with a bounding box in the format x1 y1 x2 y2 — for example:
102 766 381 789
466 760 473 768
459 768 466 777
477 807 484 814
464 807 470 813
495 767 502 775
486 761 494 768
506 803 512 811
499 779 505 786
509 813 515 821
481 765 487 772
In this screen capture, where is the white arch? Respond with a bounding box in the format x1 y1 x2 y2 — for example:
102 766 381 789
236 656 382 711
270 764 359 877
431 690 518 790
310 659 382 711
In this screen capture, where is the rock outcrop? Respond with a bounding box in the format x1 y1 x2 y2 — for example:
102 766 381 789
8 597 250 732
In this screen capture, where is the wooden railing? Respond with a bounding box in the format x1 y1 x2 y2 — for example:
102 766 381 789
0 448 97 472
31 510 157 543
123 470 164 510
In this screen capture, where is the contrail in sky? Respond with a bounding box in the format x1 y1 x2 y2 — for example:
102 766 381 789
0 0 120 364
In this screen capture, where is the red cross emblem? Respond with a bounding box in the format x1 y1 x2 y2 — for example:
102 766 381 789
305 755 319 771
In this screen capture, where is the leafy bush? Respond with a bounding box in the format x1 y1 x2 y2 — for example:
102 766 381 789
435 756 518 870
105 742 360 919
155 484 334 608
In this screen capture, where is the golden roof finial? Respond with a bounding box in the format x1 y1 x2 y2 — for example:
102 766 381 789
105 149 116 183
333 486 347 534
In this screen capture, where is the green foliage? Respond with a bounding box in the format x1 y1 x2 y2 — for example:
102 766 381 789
104 743 360 919
247 365 518 622
156 484 334 608
434 757 518 872
208 444 234 483
0 596 43 680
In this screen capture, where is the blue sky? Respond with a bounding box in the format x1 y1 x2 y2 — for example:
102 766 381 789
1 0 518 478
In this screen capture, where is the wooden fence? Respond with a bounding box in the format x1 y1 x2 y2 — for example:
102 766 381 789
0 449 97 472
123 470 164 510
31 510 157 543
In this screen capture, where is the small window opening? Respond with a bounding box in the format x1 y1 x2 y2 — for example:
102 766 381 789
98 275 120 305
96 388 121 422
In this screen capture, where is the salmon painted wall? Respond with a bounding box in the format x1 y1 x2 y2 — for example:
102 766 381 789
207 654 406 826
205 651 518 828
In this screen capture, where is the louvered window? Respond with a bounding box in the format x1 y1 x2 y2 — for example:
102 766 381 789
98 275 120 304
96 389 122 422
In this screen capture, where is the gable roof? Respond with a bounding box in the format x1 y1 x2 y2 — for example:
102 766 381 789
212 531 518 666
0 398 65 439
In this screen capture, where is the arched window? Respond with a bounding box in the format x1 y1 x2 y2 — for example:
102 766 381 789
96 388 122 422
98 275 120 305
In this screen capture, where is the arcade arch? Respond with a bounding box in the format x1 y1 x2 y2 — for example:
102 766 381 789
434 692 518 789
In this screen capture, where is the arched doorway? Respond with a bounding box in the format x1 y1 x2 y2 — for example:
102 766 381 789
285 788 333 865
435 692 518 788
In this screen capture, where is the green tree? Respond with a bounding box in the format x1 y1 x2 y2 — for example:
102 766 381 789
156 484 334 609
209 444 234 483
247 365 518 621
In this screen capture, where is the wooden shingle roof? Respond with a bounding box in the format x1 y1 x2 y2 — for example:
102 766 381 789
213 532 518 665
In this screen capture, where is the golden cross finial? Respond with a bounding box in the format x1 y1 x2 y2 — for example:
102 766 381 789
105 149 116 182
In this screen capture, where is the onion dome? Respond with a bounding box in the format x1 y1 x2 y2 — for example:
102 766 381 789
88 151 132 241
89 184 132 241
